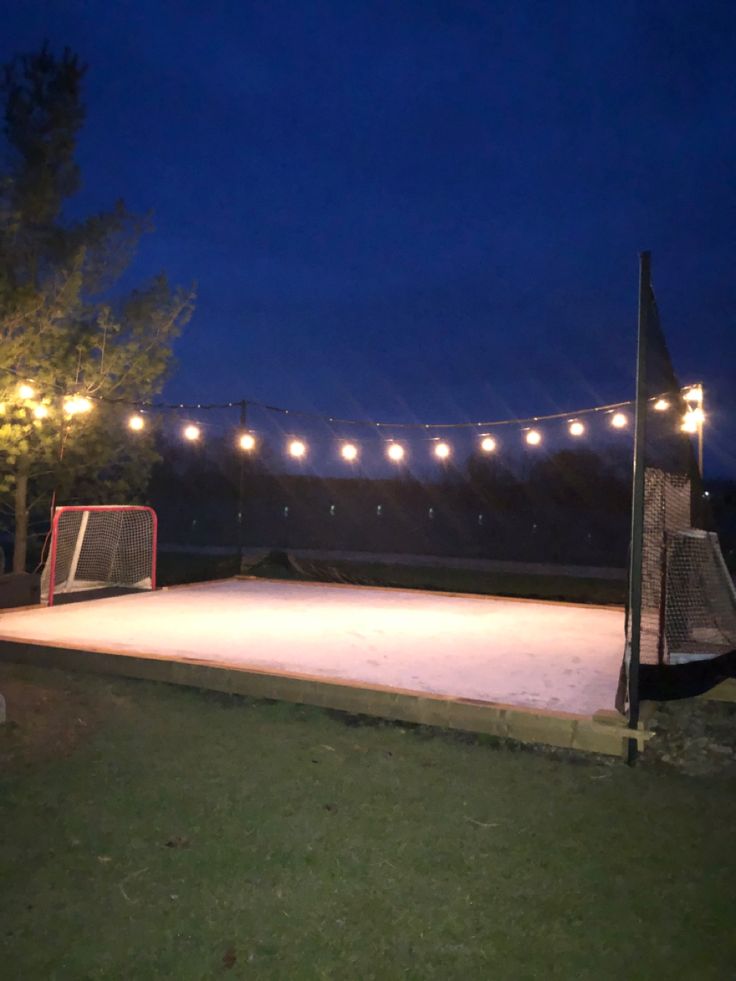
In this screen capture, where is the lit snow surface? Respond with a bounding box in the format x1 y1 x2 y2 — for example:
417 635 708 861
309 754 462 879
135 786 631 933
0 579 625 715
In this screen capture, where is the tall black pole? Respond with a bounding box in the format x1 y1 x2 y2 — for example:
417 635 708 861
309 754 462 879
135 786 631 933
237 400 247 570
626 251 650 763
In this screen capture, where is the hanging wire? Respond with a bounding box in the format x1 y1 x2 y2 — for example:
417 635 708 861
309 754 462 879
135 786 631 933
0 364 698 434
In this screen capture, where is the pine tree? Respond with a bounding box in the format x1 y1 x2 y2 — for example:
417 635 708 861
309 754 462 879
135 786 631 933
0 46 195 571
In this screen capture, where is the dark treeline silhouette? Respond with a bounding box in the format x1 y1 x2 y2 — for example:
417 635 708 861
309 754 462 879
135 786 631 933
148 438 637 568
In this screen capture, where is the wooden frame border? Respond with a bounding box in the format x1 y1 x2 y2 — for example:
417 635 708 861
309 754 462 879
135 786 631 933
0 635 647 757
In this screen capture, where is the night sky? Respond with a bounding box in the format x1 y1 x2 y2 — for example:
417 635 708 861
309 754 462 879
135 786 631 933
5 2 736 475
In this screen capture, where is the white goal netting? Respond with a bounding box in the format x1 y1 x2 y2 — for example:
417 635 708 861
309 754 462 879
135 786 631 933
637 469 736 665
41 506 157 605
664 529 736 663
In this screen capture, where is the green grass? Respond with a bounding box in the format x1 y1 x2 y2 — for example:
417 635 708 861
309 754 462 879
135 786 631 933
1 665 734 980
157 550 625 605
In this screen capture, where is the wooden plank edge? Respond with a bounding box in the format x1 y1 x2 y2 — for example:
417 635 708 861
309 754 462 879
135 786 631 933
0 638 635 757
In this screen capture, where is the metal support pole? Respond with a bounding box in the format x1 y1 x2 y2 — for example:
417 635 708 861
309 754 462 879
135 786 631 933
697 388 704 477
626 250 651 763
237 400 247 570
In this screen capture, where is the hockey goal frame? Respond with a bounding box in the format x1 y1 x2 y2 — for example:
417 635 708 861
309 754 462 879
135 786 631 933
44 505 158 607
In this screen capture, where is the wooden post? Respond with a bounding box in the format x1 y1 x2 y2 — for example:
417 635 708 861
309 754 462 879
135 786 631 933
12 457 30 573
626 251 651 763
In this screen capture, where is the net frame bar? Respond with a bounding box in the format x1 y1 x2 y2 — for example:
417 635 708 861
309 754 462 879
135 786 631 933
46 505 158 607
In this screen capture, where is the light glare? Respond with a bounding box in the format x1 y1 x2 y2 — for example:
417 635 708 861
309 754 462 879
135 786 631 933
64 395 93 416
525 429 542 446
238 432 256 451
288 438 306 458
611 412 628 429
434 441 451 460
387 442 405 462
340 442 358 462
568 420 585 437
480 435 496 453
683 385 703 404
183 424 200 441
18 383 35 400
653 398 670 411
128 414 145 431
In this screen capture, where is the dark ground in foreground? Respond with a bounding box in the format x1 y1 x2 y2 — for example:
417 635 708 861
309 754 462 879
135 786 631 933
1 662 734 980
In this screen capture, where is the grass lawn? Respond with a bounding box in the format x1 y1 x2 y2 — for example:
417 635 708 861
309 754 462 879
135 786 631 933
1 663 734 980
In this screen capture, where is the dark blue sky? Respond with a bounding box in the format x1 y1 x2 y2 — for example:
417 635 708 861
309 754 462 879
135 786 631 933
5 1 736 475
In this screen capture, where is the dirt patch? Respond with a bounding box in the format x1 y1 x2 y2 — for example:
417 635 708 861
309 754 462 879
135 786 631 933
0 664 101 772
642 697 736 776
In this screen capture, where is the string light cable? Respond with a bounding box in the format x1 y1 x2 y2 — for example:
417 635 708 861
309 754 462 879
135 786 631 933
0 365 705 455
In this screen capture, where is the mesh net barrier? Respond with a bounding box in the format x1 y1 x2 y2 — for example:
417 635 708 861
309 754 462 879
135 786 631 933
665 530 736 662
632 276 735 678
41 507 155 603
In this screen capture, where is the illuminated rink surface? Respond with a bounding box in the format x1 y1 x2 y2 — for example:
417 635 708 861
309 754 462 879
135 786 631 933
0 579 625 716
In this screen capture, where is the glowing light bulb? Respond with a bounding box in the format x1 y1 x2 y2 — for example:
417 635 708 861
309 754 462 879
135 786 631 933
18 383 35 400
681 413 697 434
64 395 93 416
653 398 670 412
525 429 542 446
238 432 256 451
387 442 405 462
183 424 200 441
480 436 496 453
434 441 451 460
568 420 585 437
683 385 703 404
33 404 49 419
340 442 358 462
611 412 628 429
128 414 145 431
288 438 306 458
689 406 705 424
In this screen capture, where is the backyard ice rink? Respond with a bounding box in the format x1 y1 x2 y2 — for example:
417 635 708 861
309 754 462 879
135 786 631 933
0 579 625 717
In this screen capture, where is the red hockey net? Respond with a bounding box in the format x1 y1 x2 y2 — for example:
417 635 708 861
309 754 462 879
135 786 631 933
41 506 157 606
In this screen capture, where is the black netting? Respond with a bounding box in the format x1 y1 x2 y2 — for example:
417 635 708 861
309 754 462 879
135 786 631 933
632 277 734 676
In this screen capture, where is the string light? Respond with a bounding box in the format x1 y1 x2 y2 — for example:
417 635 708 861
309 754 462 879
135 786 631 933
525 429 542 446
653 398 670 411
340 442 358 462
387 442 405 462
17 383 35 400
128 414 145 431
238 432 256 451
288 438 307 458
183 424 200 441
611 412 628 429
33 404 49 419
64 395 93 416
568 420 585 437
479 435 497 453
434 441 451 460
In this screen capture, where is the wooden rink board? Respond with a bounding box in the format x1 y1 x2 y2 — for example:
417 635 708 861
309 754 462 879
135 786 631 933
0 579 642 757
